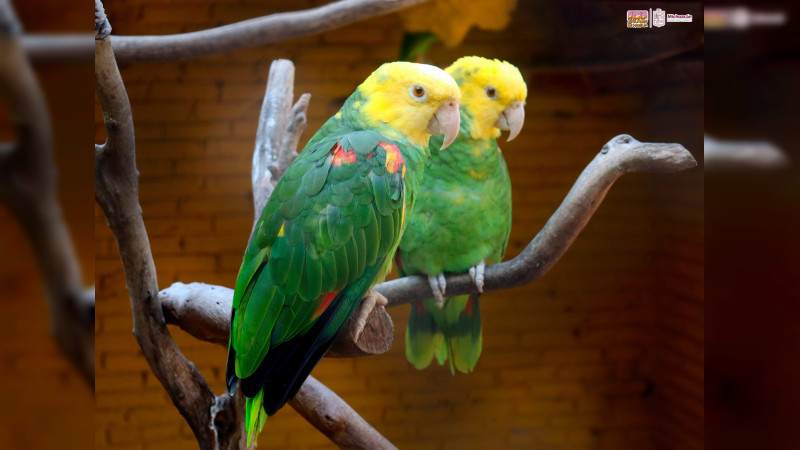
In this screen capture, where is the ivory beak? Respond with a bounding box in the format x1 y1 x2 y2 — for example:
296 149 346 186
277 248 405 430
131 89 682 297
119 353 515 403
426 99 460 150
494 101 525 142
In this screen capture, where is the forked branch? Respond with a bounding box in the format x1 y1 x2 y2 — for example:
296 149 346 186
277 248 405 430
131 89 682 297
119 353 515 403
97 9 396 443
159 134 697 355
94 3 243 448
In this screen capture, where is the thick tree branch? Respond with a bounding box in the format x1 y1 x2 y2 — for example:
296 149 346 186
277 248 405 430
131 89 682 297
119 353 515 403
375 134 697 306
94 4 244 448
159 134 696 351
251 59 309 223
97 0 429 443
0 0 94 385
111 0 431 63
289 376 397 450
21 34 94 63
160 282 393 357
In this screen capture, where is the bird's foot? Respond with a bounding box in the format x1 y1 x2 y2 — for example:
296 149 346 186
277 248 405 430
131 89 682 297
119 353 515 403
469 260 486 293
353 290 389 340
428 273 447 307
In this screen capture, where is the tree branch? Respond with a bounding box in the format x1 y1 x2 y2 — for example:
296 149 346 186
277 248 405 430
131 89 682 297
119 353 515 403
289 376 397 450
97 0 432 443
21 34 94 63
111 0 431 63
160 282 393 357
0 0 94 386
159 134 696 352
251 59 309 224
94 3 244 448
375 134 697 306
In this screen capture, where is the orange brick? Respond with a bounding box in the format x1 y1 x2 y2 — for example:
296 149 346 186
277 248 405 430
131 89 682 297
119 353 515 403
132 102 192 124
166 122 231 139
140 5 211 24
149 81 220 101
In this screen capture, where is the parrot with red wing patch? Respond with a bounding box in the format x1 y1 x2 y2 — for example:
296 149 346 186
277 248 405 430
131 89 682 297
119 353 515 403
225 62 461 445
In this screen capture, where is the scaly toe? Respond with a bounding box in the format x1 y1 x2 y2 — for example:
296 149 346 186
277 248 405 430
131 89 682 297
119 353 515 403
470 261 486 293
428 274 445 306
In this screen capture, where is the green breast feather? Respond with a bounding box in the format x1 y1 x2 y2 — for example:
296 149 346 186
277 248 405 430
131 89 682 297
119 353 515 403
398 133 512 374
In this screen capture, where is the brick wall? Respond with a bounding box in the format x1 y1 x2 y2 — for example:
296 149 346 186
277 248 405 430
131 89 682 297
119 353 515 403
95 1 703 449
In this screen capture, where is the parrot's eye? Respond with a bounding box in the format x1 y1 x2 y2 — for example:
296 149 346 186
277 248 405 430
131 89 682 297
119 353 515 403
485 86 498 100
410 85 427 101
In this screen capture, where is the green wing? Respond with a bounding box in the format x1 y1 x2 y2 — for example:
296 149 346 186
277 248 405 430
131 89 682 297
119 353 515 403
226 130 410 441
229 130 407 377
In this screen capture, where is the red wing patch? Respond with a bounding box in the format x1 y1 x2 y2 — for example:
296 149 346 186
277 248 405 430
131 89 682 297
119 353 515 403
416 301 426 313
331 143 357 166
394 249 404 273
313 291 340 320
464 296 473 315
379 142 404 174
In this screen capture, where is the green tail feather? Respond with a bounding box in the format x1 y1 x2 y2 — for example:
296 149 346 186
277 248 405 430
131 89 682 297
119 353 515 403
406 295 482 373
245 390 268 447
405 299 444 369
444 294 482 374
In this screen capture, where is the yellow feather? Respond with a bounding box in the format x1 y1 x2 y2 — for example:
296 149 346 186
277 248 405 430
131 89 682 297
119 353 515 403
357 62 460 148
446 56 527 140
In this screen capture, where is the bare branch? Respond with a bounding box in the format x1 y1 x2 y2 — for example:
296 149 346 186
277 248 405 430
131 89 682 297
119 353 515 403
277 93 310 177
326 290 393 358
111 0 431 63
251 60 310 222
21 34 94 63
160 282 393 357
0 0 94 385
159 134 696 357
94 7 244 448
374 134 697 306
160 282 232 345
289 376 398 450
160 135 696 357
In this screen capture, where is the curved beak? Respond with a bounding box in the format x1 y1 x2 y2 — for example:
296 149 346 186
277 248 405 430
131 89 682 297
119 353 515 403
494 101 525 142
426 99 460 150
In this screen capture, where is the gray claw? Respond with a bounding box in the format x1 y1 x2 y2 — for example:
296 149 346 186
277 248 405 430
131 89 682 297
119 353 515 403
469 261 486 293
428 273 447 307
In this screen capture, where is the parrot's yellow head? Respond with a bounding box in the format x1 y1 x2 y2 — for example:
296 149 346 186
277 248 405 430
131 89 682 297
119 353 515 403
357 62 461 150
446 56 527 141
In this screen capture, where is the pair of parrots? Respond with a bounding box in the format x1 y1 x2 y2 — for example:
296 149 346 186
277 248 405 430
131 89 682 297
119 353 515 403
226 56 527 444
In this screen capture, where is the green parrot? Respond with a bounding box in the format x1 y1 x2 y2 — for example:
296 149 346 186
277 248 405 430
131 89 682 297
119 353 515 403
225 61 461 445
396 56 527 374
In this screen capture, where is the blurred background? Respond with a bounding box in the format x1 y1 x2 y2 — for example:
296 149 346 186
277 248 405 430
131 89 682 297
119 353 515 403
92 1 702 449
705 1 800 450
0 1 93 449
